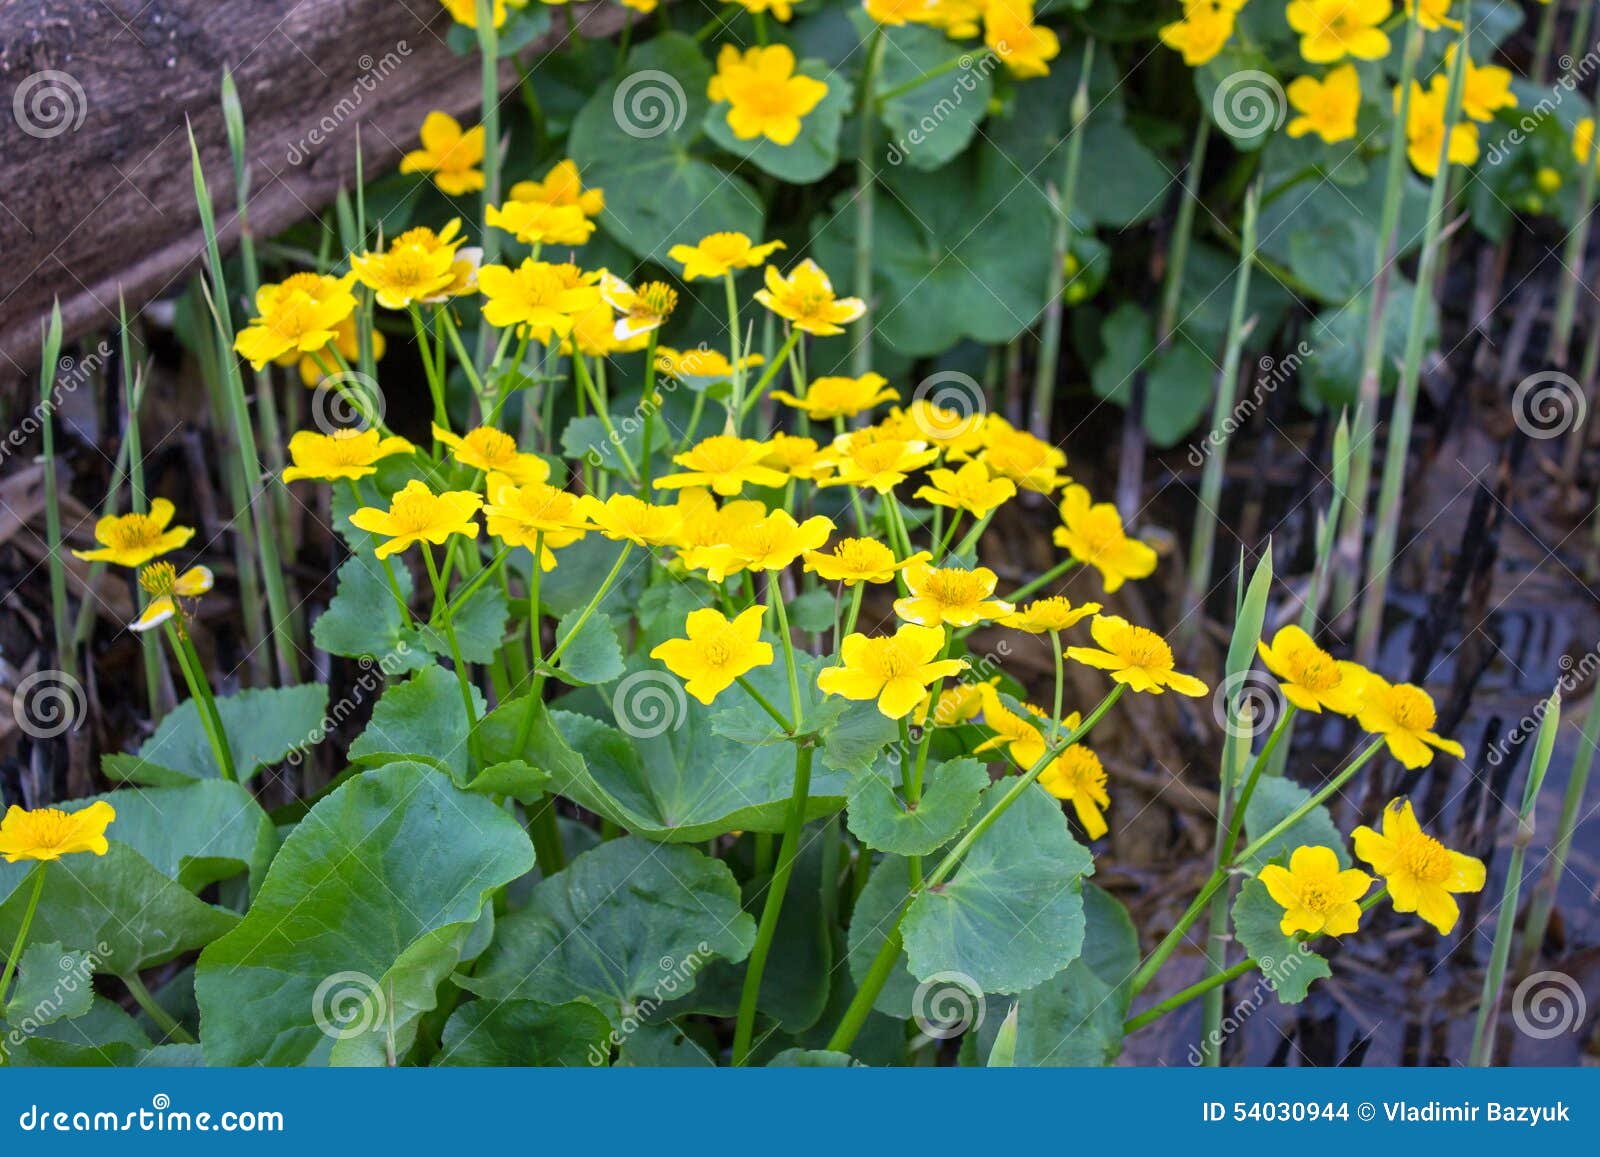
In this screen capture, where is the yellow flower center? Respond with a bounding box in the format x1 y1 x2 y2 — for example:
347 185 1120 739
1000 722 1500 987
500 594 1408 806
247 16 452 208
139 562 177 597
687 436 755 472
1118 626 1173 671
1050 747 1104 794
1396 831 1452 884
379 247 440 290
836 538 890 573
1074 507 1127 557
462 427 519 466
390 489 444 533
1384 684 1437 730
106 514 162 550
12 808 82 851
632 282 678 320
700 634 737 668
920 569 988 608
1290 647 1342 692
1299 883 1333 912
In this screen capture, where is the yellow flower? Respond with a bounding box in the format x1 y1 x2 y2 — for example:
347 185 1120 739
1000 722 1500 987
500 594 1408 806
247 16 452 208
921 0 985 36
1052 484 1157 592
1405 0 1459 30
895 560 1013 627
974 684 1048 768
399 111 485 196
755 259 866 336
913 459 1017 518
72 498 195 568
865 0 964 27
671 489 768 574
803 537 909 586
434 424 550 485
1536 166 1563 193
1068 615 1208 697
1352 799 1485 933
577 493 683 547
130 562 214 633
295 316 386 387
703 510 836 581
507 158 604 217
914 675 996 728
483 475 589 569
1039 730 1111 840
975 419 1068 494
649 605 775 705
721 0 794 20
655 434 789 497
0 801 116 863
233 271 359 370
655 345 766 382
622 0 658 11
1286 0 1391 64
818 624 968 719
1399 79 1480 176
1258 845 1373 936
879 401 988 457
281 427 416 484
984 0 1059 79
1574 117 1599 169
1286 64 1362 143
439 0 522 28
1354 673 1464 769
760 432 829 481
1158 2 1236 67
999 595 1101 634
569 303 648 358
1446 46 1517 123
667 231 787 280
1257 625 1366 715
818 431 938 492
771 372 899 420
708 43 828 146
600 274 679 339
486 198 596 247
351 221 465 310
347 479 483 559
477 259 603 342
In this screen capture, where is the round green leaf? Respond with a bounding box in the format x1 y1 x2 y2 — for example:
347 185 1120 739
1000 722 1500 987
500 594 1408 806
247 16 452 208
846 757 989 856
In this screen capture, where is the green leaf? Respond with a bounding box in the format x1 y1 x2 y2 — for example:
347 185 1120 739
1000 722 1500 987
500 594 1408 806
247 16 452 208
1241 776 1348 871
311 553 427 672
194 762 534 1065
82 780 276 896
463 837 755 1025
569 33 763 263
1231 877 1332 1004
348 664 486 783
418 582 510 665
705 59 849 182
845 854 920 1018
4 941 94 1028
869 15 989 171
101 684 329 785
0 846 238 976
902 780 1093 993
464 759 552 805
1088 304 1219 447
637 580 718 652
769 1047 859 1066
788 588 838 635
552 609 626 686
3 996 151 1066
436 999 612 1066
1303 278 1434 407
616 1021 716 1066
846 757 988 856
531 534 645 620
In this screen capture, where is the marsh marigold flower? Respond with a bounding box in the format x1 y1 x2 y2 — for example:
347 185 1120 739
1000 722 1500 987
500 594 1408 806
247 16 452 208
1446 46 1517 123
915 675 996 729
771 373 898 420
974 420 1068 494
1039 725 1112 840
508 158 605 217
1257 625 1366 715
999 596 1101 634
0 800 116 863
1405 0 1459 30
400 111 485 196
601 275 679 339
1068 615 1207 697
578 493 683 548
1286 0 1392 64
819 431 938 492
483 476 589 569
755 260 866 336
1258 845 1373 936
1158 1 1237 67
818 624 968 720
486 198 596 247
722 0 794 20
698 510 835 582
478 259 603 341
650 605 775 705
975 685 1048 768
130 562 214 633
803 537 910 586
351 222 466 310
348 479 483 559
234 271 359 370
708 43 828 146
914 459 1017 518
439 0 520 28
895 560 1014 628
73 498 194 568
984 0 1060 79
295 317 386 387
655 434 789 497
434 424 550 486
1353 799 1485 933
761 432 829 481
667 231 786 280
1287 65 1362 144
1053 484 1157 592
1354 673 1464 769
1574 117 1599 169
671 490 767 574
282 427 415 483
655 346 766 382
881 401 988 457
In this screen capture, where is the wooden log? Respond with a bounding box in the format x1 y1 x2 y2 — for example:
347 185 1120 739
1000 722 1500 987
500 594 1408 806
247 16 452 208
0 0 629 378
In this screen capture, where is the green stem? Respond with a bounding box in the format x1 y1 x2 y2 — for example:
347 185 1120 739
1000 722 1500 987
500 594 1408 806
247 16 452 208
0 864 48 1010
738 330 802 422
851 27 885 378
166 623 237 783
122 971 196 1044
423 545 480 766
543 543 633 670
572 352 639 483
737 676 795 736
1522 686 1599 962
